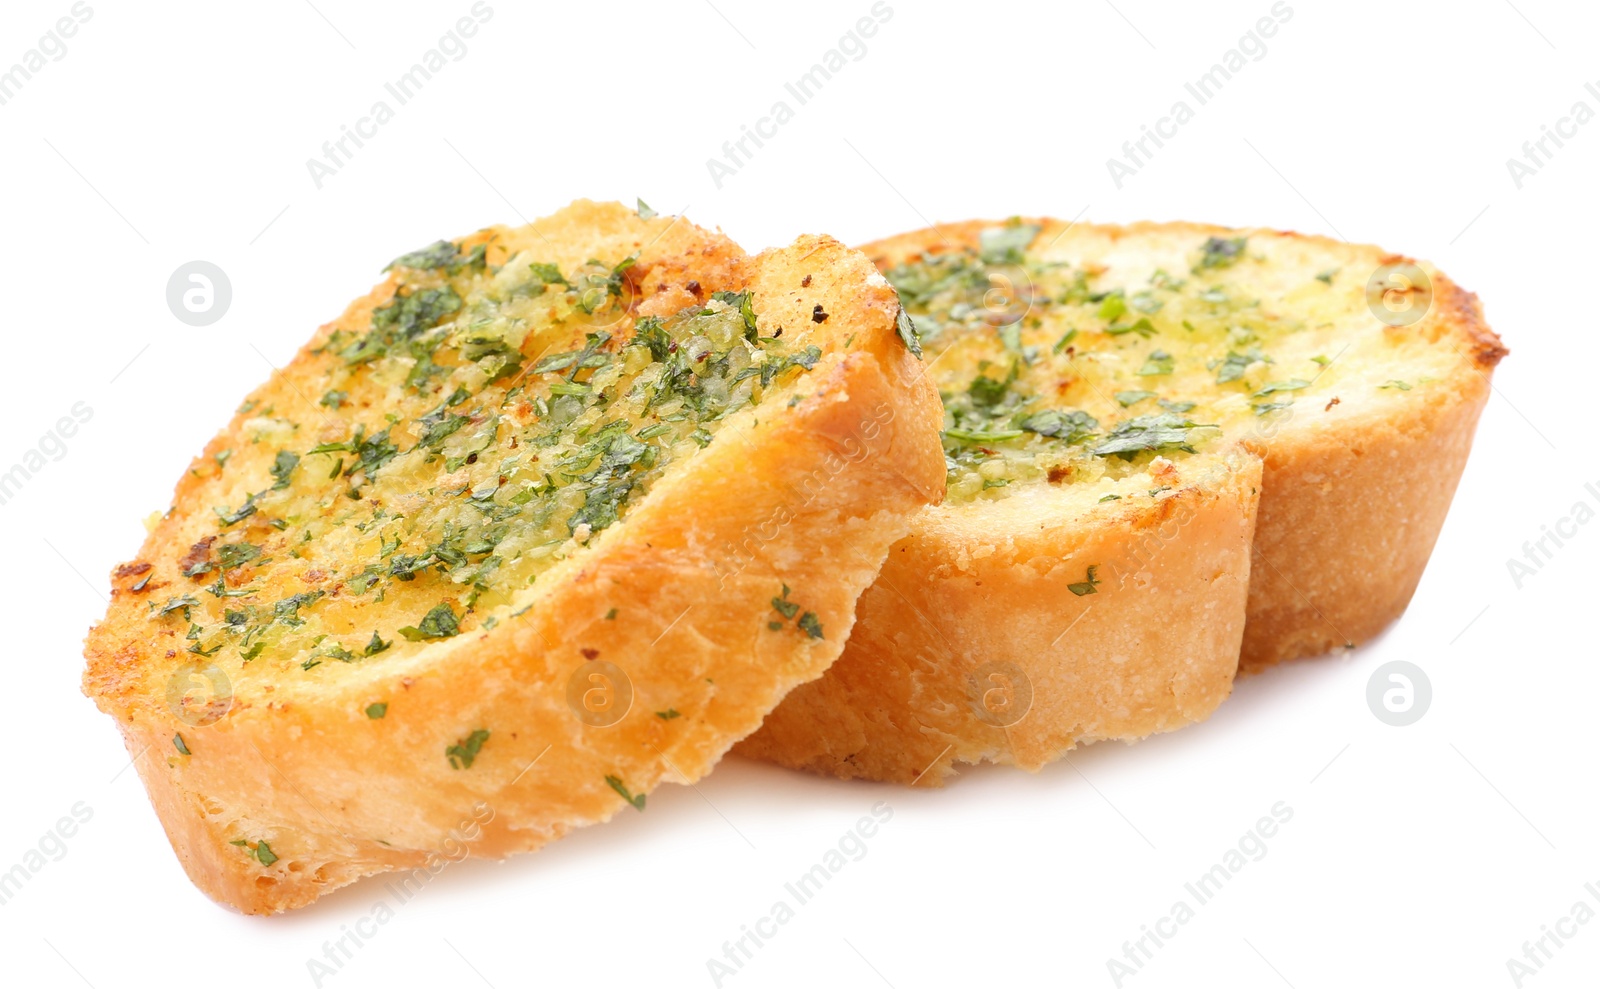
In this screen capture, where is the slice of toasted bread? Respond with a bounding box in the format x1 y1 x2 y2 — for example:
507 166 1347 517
739 219 1503 784
82 200 944 912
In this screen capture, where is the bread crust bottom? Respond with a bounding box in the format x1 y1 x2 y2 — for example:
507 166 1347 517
737 454 1261 785
1239 338 1493 671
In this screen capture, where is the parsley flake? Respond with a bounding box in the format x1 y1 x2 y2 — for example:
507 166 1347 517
446 729 490 769
605 774 646 811
1068 565 1101 596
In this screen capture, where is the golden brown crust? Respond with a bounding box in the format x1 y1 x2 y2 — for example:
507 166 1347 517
740 452 1260 785
82 205 945 912
1236 313 1494 669
743 217 1502 782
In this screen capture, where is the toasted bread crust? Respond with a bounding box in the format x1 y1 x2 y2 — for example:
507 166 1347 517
83 205 944 911
1236 280 1495 669
741 218 1501 782
738 451 1260 784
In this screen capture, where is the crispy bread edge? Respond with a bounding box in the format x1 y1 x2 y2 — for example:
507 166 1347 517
739 451 1261 784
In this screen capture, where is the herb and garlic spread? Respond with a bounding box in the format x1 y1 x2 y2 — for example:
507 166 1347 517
153 234 821 673
887 222 1450 503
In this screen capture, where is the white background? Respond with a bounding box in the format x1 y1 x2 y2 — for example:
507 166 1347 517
1 1 1595 986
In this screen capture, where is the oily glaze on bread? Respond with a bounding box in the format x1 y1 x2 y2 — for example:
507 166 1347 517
739 218 1503 784
82 201 944 911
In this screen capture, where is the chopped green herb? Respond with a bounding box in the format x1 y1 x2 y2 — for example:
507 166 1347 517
386 240 461 271
1129 290 1165 314
945 426 1026 443
215 497 257 528
1252 379 1311 398
1019 408 1097 443
711 290 759 341
269 450 299 490
771 584 800 620
605 774 646 811
895 307 923 358
1213 348 1269 384
968 372 1013 409
236 840 278 867
172 733 190 756
1137 350 1175 376
978 223 1040 265
216 542 261 570
656 708 681 720
636 197 657 220
156 594 200 620
1091 414 1211 459
1068 565 1101 596
798 612 824 640
366 702 387 719
1106 317 1157 338
528 261 567 288
399 602 461 640
446 729 490 769
1196 236 1247 271
342 286 461 365
1253 399 1295 416
273 591 324 627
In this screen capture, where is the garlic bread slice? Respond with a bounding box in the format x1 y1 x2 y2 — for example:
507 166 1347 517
82 201 944 911
739 219 1502 784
